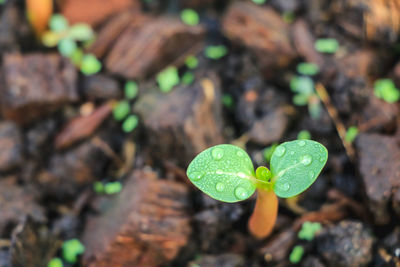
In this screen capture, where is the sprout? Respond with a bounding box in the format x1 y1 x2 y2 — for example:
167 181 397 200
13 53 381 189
205 45 228 60
222 94 234 108
62 239 85 264
181 9 200 26
289 245 304 264
298 221 322 241
297 62 319 76
48 258 63 267
80 54 102 76
112 101 131 121
185 55 199 69
122 115 139 133
297 130 311 140
374 78 400 103
263 143 278 163
290 76 322 119
104 181 122 194
182 72 195 85
187 140 328 238
315 38 339 54
345 126 359 143
157 66 180 92
124 81 138 100
49 14 69 32
252 0 266 5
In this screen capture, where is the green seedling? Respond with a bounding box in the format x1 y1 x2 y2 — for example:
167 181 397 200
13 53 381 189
222 94 234 108
48 258 63 267
187 140 328 238
297 130 311 140
298 221 321 241
0 0 5 4
185 55 198 69
157 66 180 92
205 45 228 60
315 38 339 54
80 54 102 75
182 71 195 85
263 143 278 163
181 9 199 26
289 245 304 264
93 181 104 193
374 78 400 103
297 62 319 76
290 76 322 119
62 239 85 264
345 126 358 144
104 181 122 194
124 81 138 100
122 115 139 133
252 0 266 4
113 101 130 121
282 11 295 24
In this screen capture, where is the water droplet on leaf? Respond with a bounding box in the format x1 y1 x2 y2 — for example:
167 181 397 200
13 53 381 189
298 140 306 147
234 186 248 200
309 171 315 179
236 151 244 157
190 172 203 181
216 182 225 192
280 182 290 191
290 151 294 155
275 146 286 157
211 147 224 160
301 154 312 166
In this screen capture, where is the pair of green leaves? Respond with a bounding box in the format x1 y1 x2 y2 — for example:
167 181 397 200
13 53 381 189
186 140 327 202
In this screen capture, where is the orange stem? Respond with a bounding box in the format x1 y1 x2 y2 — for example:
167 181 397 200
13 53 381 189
26 0 53 38
248 188 278 239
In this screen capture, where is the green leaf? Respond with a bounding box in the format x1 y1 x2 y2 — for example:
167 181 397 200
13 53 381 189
297 130 311 140
122 115 139 133
58 38 77 57
252 0 266 4
70 48 84 66
290 76 314 95
156 66 180 92
270 140 328 198
48 258 63 267
68 23 94 41
185 55 198 69
49 14 69 32
263 143 278 163
289 245 304 264
292 94 309 106
298 221 321 241
345 126 358 143
113 101 130 121
308 102 322 119
93 181 104 194
222 94 234 108
104 181 122 194
374 78 400 103
42 32 60 47
80 54 102 75
62 239 85 264
124 81 138 99
186 144 256 203
314 38 339 54
297 62 319 76
182 71 195 85
181 9 199 26
205 45 228 60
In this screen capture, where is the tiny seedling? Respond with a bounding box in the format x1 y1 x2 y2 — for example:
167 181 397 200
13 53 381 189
290 76 322 119
289 245 304 264
345 126 358 144
374 78 400 103
122 115 139 133
185 55 198 69
222 94 234 108
282 11 295 24
252 0 266 4
182 72 195 85
104 181 123 194
181 9 199 26
112 101 130 121
187 140 328 238
298 221 321 241
263 143 278 163
62 239 85 264
48 257 63 267
297 130 311 140
124 81 139 100
205 45 228 60
314 38 339 54
157 66 180 92
297 62 319 76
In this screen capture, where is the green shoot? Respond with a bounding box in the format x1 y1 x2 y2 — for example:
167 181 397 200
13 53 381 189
297 62 319 76
298 221 321 241
282 12 295 24
49 14 69 32
345 126 358 143
181 9 199 26
297 130 311 140
113 101 130 121
124 81 138 100
80 54 102 75
48 258 63 267
263 143 278 163
290 76 322 119
62 239 85 264
182 72 195 85
104 181 122 194
122 115 139 133
93 181 104 193
205 45 228 60
157 66 180 92
374 79 400 103
222 94 234 108
289 245 304 264
315 38 339 54
185 55 198 69
252 0 266 4
58 38 77 57
187 140 328 201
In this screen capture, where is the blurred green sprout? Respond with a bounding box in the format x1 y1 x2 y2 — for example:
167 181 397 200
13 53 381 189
157 66 180 92
298 221 321 241
48 258 63 267
182 72 195 85
185 55 198 69
263 143 278 163
289 245 304 264
252 0 266 4
297 62 319 76
374 79 400 103
122 115 139 133
222 94 234 108
181 9 199 26
113 101 130 121
124 81 139 100
62 239 85 264
345 126 358 143
297 130 311 140
290 76 322 119
315 38 339 54
205 45 228 60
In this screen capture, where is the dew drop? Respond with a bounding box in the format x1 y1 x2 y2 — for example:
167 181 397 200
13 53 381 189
216 182 225 192
279 182 290 191
216 170 223 175
236 151 244 157
234 186 248 200
190 172 203 181
275 146 286 157
309 171 315 179
211 147 224 160
301 154 312 166
298 140 306 147
319 157 325 163
290 151 294 155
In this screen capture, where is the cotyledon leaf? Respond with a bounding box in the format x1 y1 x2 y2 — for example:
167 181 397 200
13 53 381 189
186 144 256 203
270 140 328 198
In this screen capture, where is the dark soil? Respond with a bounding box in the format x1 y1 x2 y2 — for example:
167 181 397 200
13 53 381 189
0 0 400 266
